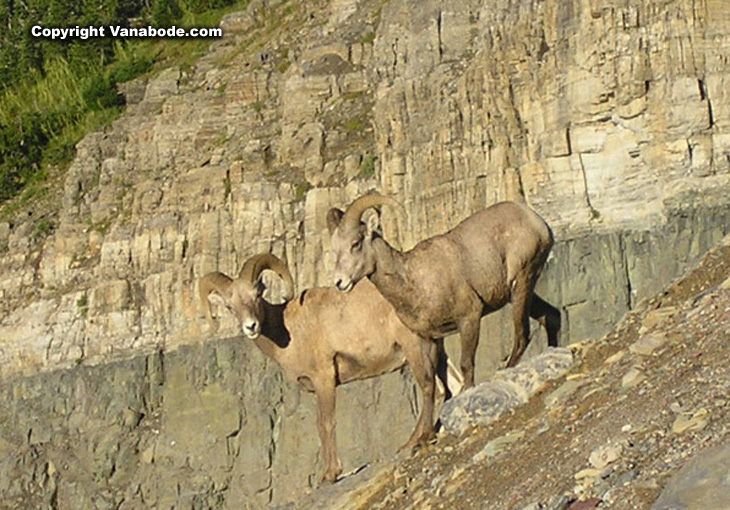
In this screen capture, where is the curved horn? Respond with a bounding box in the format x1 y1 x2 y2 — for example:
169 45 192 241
198 272 234 332
238 253 295 301
342 193 405 228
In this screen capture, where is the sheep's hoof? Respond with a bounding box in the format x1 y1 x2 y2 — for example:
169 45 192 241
320 469 341 485
501 355 518 369
397 442 416 455
398 432 436 455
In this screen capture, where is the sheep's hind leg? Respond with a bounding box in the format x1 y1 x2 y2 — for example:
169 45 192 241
530 294 561 347
506 278 533 368
400 337 437 451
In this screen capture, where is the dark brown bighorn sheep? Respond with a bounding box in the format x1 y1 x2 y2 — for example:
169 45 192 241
326 194 561 388
199 253 457 483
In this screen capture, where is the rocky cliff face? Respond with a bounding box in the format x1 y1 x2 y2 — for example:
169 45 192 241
374 0 730 234
1 0 729 508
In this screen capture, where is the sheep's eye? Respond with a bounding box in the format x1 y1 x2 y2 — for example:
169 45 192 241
351 239 362 252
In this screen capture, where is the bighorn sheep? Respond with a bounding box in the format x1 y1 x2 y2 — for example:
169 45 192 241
199 253 456 483
326 194 561 388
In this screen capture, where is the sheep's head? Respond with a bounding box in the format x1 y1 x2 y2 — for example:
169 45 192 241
199 253 294 338
327 194 403 292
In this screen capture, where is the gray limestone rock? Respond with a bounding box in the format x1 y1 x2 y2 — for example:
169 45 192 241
439 348 574 436
652 443 730 510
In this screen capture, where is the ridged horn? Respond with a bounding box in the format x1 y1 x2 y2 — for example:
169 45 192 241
342 194 405 228
198 272 234 332
238 253 295 301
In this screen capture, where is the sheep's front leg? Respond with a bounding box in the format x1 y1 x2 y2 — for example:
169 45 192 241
458 315 481 389
314 379 341 484
400 336 437 451
434 338 453 401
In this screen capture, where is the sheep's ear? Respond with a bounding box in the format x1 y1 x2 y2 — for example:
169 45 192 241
207 292 227 307
326 208 344 234
255 278 266 297
362 208 381 237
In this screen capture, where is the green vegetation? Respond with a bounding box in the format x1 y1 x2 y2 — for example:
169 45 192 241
276 48 292 73
359 154 377 179
0 0 249 208
92 218 113 236
344 117 366 133
294 181 312 200
359 31 376 45
76 294 89 316
32 217 55 239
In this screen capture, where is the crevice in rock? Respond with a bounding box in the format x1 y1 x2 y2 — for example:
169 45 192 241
619 233 634 310
698 79 715 127
576 154 599 220
437 10 444 61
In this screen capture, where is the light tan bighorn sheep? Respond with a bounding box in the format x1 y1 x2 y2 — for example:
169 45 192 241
199 253 457 484
326 194 561 388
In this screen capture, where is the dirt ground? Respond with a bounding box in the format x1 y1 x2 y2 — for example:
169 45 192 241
348 241 730 510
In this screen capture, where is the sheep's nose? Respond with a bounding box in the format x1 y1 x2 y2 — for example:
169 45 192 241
243 320 260 338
